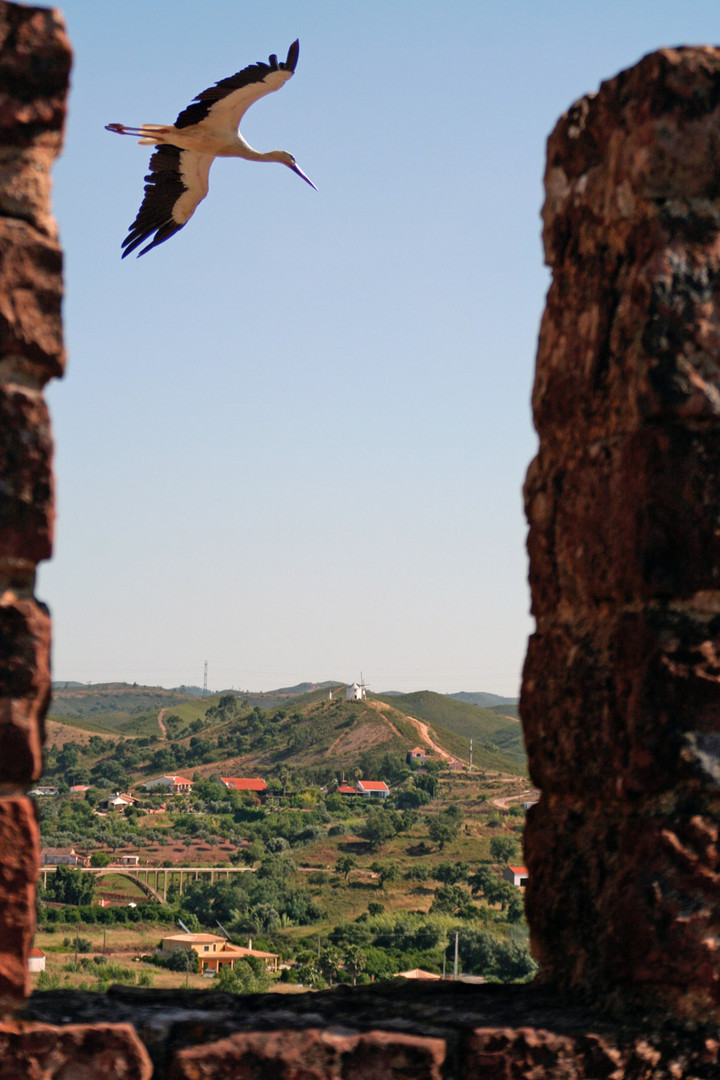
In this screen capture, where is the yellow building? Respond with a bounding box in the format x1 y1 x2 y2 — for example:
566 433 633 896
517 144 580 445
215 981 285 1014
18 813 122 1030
159 933 279 974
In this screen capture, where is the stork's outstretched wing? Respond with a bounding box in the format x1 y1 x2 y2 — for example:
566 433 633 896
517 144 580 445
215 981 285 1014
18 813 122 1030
174 39 299 136
121 145 214 258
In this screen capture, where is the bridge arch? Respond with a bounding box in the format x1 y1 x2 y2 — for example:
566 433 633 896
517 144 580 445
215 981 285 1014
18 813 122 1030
88 868 166 904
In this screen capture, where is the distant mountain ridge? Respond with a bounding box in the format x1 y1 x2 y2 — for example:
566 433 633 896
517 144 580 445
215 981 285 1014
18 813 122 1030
447 691 518 708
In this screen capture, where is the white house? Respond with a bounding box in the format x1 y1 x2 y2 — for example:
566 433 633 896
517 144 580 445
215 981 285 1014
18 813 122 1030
28 949 46 973
356 780 390 799
143 775 193 793
345 682 365 701
101 792 136 813
114 854 140 867
502 865 529 888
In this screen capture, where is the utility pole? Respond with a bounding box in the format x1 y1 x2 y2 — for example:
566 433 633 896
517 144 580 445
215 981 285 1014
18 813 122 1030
453 932 459 982
469 738 473 769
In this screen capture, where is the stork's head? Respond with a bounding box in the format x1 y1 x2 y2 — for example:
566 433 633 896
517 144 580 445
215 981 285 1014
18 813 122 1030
272 150 317 189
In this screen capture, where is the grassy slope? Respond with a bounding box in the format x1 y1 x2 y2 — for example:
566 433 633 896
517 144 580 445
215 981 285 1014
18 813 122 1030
375 691 527 774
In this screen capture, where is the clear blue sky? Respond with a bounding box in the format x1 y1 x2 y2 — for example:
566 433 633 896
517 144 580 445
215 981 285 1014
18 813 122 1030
39 1 720 696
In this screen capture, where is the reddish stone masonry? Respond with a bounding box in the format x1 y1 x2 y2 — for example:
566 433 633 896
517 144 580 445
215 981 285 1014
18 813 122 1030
2 2 720 1074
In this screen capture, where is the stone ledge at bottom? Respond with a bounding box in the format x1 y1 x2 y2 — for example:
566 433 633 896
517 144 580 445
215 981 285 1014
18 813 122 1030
0 1020 152 1079
21 982 720 1078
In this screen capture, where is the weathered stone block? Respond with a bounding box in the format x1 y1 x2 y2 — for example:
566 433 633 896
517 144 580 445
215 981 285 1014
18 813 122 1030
527 429 720 616
525 793 720 1018
0 4 71 148
523 602 720 797
0 1021 152 1078
0 592 50 784
0 384 53 565
0 219 64 382
168 1028 446 1080
0 798 38 1003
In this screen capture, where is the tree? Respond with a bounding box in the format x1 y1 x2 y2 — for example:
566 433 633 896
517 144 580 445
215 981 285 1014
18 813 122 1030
90 851 112 868
342 944 367 986
336 854 357 882
427 813 461 851
489 835 519 864
371 861 401 891
47 865 96 907
166 947 198 973
435 862 469 885
319 945 344 985
361 809 398 850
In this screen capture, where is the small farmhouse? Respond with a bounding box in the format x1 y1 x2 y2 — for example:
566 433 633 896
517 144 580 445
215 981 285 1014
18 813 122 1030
356 780 390 799
407 747 427 765
41 847 90 867
503 865 529 888
29 786 58 796
114 854 140 866
28 949 46 973
336 783 357 796
101 792 136 812
143 775 193 793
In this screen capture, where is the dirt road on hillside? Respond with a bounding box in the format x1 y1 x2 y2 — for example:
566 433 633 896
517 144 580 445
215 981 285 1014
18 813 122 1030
157 709 167 740
366 701 455 762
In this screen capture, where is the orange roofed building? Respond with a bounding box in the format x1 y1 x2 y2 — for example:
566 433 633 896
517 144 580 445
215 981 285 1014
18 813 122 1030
159 933 278 974
221 777 268 800
356 780 390 799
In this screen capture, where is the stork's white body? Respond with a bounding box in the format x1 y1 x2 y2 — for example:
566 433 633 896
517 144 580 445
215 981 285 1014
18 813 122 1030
106 40 314 257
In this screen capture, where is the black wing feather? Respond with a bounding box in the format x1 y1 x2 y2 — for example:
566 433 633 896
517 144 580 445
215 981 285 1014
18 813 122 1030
121 145 187 258
174 39 299 130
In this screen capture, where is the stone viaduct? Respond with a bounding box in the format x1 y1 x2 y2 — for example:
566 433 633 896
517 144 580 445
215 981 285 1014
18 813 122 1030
2 2 720 1075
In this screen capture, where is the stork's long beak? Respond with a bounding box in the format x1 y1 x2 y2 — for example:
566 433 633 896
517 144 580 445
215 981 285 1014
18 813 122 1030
290 162 317 190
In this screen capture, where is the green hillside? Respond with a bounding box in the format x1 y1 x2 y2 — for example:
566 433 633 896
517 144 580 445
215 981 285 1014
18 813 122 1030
43 682 527 785
375 691 526 773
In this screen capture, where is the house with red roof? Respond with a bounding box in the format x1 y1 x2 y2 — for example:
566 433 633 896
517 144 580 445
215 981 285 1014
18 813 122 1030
221 777 267 801
336 783 357 796
503 865 529 888
356 780 390 799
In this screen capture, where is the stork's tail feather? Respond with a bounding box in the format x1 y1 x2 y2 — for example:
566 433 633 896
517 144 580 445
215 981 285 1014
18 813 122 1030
105 123 172 146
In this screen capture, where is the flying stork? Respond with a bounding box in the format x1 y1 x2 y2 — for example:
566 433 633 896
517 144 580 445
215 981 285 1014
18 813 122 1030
106 39 315 258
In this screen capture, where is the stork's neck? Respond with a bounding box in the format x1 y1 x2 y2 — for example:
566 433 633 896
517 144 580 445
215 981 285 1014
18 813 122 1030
233 134 277 162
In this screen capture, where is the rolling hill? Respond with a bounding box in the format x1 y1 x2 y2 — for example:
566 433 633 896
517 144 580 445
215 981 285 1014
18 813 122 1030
45 682 527 783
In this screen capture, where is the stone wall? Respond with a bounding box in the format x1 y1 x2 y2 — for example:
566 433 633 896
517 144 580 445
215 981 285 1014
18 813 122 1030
2 4 720 1074
0 0 68 1006
522 46 720 1021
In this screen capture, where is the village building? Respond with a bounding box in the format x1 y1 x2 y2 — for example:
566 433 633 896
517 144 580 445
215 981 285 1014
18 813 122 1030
41 847 90 867
29 786 58 796
395 968 442 981
336 783 357 796
100 792 136 813
114 854 140 866
355 780 390 799
158 933 279 974
28 949 46 973
503 865 529 888
69 784 90 796
406 747 427 765
220 777 267 800
143 775 193 794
